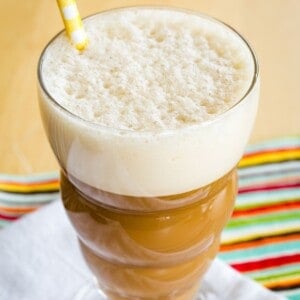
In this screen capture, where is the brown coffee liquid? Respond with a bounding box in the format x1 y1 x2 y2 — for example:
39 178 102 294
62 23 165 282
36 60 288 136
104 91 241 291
61 169 237 299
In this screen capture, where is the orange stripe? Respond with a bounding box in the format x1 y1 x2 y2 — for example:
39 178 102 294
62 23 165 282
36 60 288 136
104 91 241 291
0 206 38 213
0 182 60 193
220 233 300 252
232 201 300 218
263 276 300 289
0 179 59 186
244 147 300 158
239 150 300 167
0 210 28 217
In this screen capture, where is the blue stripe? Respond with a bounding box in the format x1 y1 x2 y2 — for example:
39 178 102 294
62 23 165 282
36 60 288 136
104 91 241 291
0 171 59 183
239 170 300 188
245 136 300 153
286 292 300 300
238 161 300 178
0 192 59 205
0 219 10 228
219 241 300 263
236 188 300 209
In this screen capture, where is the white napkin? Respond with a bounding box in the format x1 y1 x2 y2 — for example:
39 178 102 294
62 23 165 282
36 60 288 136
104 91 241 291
0 200 285 300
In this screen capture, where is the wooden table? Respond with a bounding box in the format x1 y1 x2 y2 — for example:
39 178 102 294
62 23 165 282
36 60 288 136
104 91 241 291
0 0 299 174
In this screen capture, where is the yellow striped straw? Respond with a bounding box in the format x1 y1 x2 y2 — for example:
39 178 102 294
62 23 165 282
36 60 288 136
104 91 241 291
56 0 88 50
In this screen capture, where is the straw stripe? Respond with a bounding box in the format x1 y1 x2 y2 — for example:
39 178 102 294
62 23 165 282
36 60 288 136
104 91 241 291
71 29 87 45
56 0 88 50
62 4 78 20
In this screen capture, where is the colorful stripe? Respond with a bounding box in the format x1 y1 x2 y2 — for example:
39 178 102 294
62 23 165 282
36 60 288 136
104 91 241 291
0 136 299 299
0 172 59 226
220 136 300 299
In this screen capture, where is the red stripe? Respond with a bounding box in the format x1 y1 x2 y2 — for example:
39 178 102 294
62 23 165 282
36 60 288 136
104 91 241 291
232 200 300 218
231 254 300 272
238 182 300 194
0 179 59 186
244 147 300 158
0 213 20 221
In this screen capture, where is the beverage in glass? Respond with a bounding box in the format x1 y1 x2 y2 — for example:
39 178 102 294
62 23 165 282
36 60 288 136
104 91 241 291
38 7 259 299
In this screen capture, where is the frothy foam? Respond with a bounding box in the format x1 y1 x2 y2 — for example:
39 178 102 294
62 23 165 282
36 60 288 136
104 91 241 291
42 8 253 131
39 7 259 197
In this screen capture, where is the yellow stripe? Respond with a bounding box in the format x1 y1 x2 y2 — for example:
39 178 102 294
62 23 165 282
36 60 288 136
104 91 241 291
262 276 300 289
73 38 88 51
57 0 76 9
63 16 83 33
221 227 300 245
56 0 88 50
239 150 300 167
0 183 59 193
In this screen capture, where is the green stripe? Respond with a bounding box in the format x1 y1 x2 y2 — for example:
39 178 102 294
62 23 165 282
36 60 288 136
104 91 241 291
219 241 300 262
0 192 59 205
246 264 300 280
222 222 300 243
227 210 300 229
0 219 10 228
255 269 300 283
257 272 300 285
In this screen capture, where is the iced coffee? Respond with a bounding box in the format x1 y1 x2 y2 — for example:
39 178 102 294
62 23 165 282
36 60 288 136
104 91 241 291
38 7 259 299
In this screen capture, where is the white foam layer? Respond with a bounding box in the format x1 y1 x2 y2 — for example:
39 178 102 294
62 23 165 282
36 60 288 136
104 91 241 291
39 7 259 196
42 8 254 131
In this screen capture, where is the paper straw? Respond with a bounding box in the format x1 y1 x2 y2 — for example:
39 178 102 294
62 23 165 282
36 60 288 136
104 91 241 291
56 0 88 50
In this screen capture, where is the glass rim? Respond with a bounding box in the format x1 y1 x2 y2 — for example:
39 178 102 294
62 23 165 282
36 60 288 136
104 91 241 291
37 5 259 135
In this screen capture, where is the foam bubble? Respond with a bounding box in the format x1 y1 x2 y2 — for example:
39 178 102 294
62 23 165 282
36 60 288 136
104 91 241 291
39 8 258 196
42 8 253 131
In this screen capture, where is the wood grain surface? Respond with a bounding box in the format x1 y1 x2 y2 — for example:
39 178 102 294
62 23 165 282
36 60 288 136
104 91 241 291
0 0 299 174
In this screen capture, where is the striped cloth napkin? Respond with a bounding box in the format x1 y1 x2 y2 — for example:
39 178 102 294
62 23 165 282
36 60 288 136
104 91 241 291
219 136 300 299
0 136 299 299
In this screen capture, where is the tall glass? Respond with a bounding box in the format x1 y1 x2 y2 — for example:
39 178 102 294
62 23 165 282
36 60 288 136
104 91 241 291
37 7 259 300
